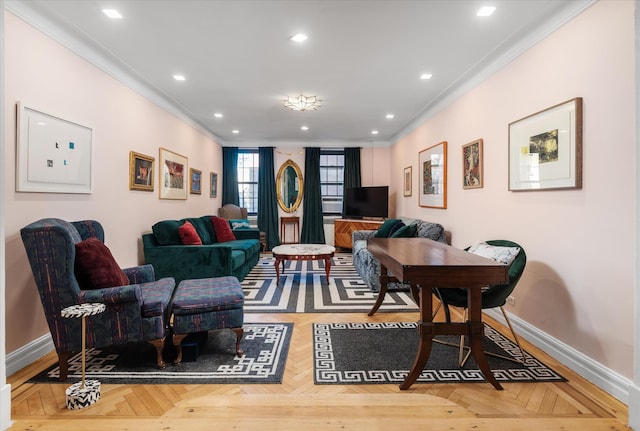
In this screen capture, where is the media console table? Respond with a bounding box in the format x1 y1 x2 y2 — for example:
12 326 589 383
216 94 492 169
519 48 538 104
366 237 509 390
333 218 384 250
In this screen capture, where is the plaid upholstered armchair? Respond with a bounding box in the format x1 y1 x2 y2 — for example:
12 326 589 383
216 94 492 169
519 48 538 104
20 218 176 380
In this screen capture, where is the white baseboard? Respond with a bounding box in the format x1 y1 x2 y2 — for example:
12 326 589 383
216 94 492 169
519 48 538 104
628 383 640 430
6 333 54 378
486 308 631 405
0 383 11 431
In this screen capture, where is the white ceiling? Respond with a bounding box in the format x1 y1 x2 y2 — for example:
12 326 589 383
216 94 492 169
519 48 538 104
8 0 593 145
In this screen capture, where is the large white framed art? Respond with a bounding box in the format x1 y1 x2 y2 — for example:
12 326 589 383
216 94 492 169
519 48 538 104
16 102 93 193
159 147 188 200
508 97 583 191
418 141 447 209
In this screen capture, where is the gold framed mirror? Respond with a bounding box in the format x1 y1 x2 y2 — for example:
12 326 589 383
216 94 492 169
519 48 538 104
276 159 303 212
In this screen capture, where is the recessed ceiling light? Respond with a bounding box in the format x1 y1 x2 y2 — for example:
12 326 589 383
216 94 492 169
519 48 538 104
420 73 433 80
102 9 123 19
232 130 239 134
385 114 394 119
477 6 496 17
173 74 186 81
301 126 309 131
214 113 223 118
371 130 379 135
290 33 308 43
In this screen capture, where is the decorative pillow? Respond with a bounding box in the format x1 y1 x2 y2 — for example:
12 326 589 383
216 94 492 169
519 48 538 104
374 218 401 238
390 223 417 238
229 219 252 229
467 242 521 265
388 221 406 237
210 216 236 242
178 221 202 245
74 237 130 290
151 220 182 245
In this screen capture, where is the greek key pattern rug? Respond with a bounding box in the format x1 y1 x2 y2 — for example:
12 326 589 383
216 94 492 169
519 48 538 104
242 254 419 313
30 323 292 384
314 322 566 384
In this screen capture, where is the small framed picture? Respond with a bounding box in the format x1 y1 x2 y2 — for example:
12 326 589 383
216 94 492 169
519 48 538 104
508 97 582 191
462 139 483 189
210 172 218 198
129 151 154 191
190 168 202 194
403 166 412 197
159 147 187 200
418 141 447 209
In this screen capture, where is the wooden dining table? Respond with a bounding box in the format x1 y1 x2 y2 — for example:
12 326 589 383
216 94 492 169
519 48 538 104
366 237 509 390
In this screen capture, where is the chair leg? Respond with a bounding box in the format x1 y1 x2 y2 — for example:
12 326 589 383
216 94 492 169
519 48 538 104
500 306 525 362
148 338 167 369
57 351 72 381
231 327 245 357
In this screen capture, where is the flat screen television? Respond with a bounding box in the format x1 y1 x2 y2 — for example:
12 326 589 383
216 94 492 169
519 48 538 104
344 186 389 219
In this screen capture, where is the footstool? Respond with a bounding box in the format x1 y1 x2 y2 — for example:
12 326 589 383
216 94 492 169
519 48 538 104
171 276 245 365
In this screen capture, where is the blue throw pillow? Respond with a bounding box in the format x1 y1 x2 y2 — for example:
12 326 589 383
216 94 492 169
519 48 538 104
229 219 252 229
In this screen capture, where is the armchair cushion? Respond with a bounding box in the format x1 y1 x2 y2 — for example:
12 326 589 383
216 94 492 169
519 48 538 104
178 221 203 245
211 216 236 243
74 238 130 289
229 219 252 229
467 241 521 265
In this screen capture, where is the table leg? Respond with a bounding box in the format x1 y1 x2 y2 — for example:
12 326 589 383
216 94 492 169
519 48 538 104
400 286 434 390
466 288 503 390
368 264 390 316
324 256 332 281
274 256 282 284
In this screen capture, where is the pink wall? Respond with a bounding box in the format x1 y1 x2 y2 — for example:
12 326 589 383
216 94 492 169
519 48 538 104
392 1 635 377
3 12 224 353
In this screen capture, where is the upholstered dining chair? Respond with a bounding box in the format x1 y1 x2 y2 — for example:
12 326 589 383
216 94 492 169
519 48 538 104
435 240 527 366
218 203 248 220
20 218 176 380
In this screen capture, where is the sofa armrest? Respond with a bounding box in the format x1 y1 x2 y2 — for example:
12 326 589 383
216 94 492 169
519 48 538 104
352 229 377 243
123 264 156 284
77 284 142 304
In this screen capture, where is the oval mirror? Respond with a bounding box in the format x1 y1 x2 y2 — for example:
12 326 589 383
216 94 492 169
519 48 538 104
276 159 303 212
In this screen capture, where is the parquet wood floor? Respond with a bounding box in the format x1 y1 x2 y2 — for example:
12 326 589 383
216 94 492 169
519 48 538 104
8 309 629 431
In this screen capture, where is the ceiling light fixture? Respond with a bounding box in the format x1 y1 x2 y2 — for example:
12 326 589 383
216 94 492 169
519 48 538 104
371 130 379 135
102 9 123 19
477 6 496 17
420 73 433 80
173 74 186 81
232 130 239 134
301 126 309 131
214 113 223 118
386 114 395 119
284 94 322 111
290 33 308 43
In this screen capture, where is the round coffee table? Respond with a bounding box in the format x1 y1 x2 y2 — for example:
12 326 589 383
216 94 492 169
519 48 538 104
272 244 335 284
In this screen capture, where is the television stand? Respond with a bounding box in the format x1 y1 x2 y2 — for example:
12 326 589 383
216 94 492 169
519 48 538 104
334 218 384 250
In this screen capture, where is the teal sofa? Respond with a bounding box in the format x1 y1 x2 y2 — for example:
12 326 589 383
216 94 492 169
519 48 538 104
142 215 261 284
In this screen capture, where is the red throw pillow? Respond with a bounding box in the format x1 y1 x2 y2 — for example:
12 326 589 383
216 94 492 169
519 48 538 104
178 221 203 245
74 237 130 290
211 216 236 243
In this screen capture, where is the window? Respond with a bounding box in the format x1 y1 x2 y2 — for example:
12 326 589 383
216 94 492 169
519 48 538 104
320 150 344 215
237 149 259 214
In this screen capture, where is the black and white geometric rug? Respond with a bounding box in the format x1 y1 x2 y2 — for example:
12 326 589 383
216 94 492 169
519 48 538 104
242 254 418 313
314 322 566 384
29 323 292 384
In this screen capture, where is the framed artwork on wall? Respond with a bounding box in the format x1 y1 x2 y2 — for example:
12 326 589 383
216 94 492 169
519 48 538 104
403 166 412 197
508 97 582 191
210 172 218 198
462 139 483 189
16 102 93 194
418 141 447 209
190 168 202 194
129 151 154 191
159 147 187 200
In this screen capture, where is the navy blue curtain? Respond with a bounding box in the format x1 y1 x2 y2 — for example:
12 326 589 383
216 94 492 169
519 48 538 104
221 147 239 205
300 148 326 244
257 147 280 250
342 147 362 215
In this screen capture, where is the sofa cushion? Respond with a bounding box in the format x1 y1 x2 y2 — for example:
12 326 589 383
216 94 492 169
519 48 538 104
178 221 203 245
374 218 402 238
211 216 236 242
229 219 252 229
390 223 417 238
74 238 130 289
152 220 183 245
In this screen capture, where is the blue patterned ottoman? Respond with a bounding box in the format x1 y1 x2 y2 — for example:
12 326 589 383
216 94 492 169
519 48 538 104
171 276 244 364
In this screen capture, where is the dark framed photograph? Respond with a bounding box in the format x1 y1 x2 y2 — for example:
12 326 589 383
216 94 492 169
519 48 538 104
190 168 202 194
129 151 154 191
508 97 582 191
462 139 483 189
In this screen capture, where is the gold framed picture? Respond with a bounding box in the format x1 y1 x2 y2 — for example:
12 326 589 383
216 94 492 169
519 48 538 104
190 168 202 194
210 172 218 198
403 166 412 197
129 151 154 191
462 139 483 189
